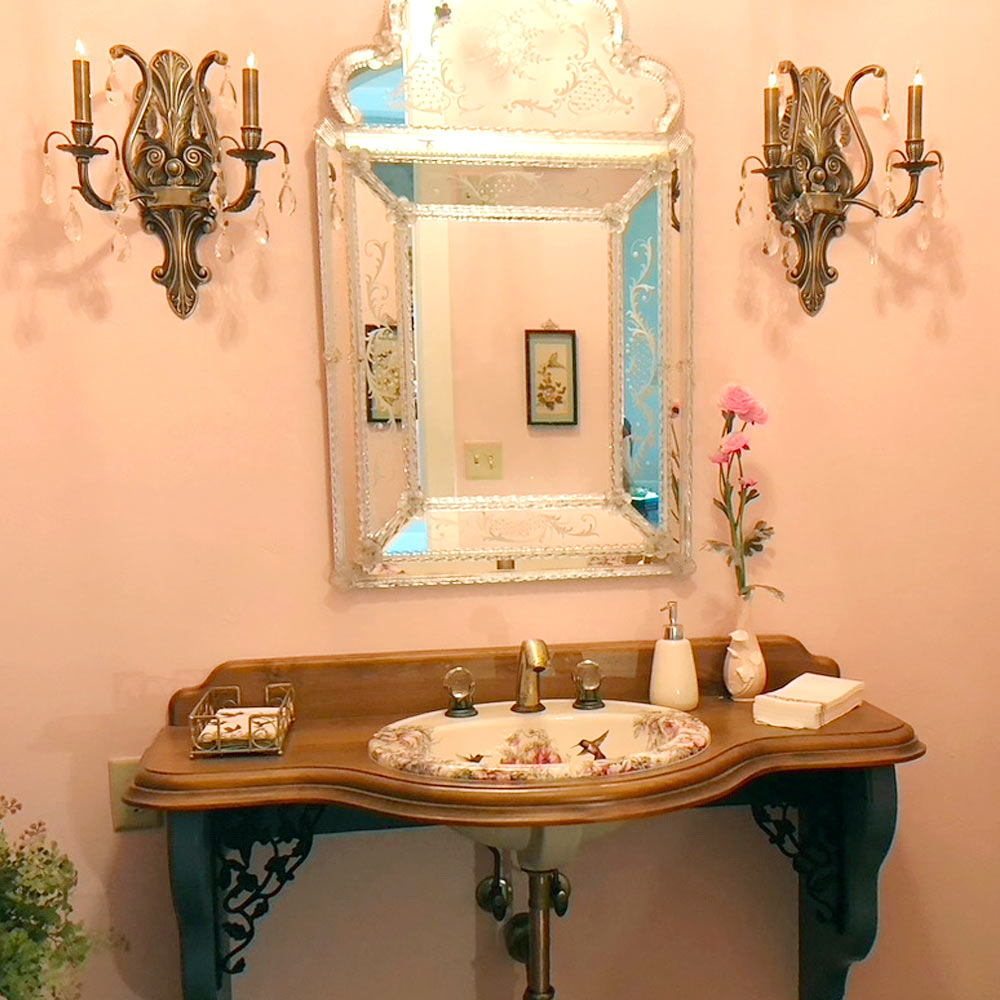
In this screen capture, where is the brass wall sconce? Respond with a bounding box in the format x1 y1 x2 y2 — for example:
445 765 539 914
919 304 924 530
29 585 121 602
737 61 944 315
43 43 293 318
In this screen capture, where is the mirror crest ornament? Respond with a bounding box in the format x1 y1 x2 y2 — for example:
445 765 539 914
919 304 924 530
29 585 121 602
317 0 694 586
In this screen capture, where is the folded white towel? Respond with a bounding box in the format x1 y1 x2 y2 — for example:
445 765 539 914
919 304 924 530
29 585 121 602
752 673 864 730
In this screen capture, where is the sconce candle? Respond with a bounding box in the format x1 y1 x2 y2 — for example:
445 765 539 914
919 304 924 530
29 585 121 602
764 70 779 144
907 68 923 141
242 52 259 128
72 40 92 122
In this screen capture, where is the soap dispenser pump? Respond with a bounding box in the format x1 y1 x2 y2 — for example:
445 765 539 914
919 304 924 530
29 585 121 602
649 602 699 710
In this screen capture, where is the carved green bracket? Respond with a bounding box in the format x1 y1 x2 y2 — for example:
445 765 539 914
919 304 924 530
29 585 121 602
750 767 898 1000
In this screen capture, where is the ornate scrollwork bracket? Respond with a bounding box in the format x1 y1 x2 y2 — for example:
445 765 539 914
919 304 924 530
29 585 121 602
749 767 900 1000
215 805 323 977
751 794 842 928
45 46 290 318
741 61 943 315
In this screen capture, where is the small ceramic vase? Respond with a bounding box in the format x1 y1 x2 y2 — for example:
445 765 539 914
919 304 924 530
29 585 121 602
723 599 766 701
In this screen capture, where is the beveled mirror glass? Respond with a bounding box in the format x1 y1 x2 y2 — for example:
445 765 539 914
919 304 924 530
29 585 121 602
316 0 693 586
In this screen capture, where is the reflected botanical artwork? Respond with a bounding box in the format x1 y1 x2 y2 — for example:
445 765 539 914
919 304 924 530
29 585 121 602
526 329 578 425
365 324 403 422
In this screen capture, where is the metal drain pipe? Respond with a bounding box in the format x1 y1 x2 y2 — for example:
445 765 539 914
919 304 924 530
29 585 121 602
524 870 555 1000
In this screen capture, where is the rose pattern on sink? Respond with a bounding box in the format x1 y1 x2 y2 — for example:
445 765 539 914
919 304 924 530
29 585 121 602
368 705 710 782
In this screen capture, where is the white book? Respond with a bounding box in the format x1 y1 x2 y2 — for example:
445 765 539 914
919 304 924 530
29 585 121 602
752 672 865 730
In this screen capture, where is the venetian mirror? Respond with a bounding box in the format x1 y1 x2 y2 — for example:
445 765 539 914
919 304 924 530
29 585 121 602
316 0 694 586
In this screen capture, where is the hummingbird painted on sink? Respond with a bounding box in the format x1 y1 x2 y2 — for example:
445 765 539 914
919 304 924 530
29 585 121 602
575 731 609 760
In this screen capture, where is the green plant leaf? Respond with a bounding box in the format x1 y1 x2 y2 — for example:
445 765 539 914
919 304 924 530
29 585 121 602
703 539 737 564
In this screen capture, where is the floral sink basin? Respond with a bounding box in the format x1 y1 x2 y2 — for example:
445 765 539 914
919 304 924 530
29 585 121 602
368 699 710 783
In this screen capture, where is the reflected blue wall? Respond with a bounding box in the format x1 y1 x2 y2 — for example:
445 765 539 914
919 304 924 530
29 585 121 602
622 188 663 525
347 64 407 125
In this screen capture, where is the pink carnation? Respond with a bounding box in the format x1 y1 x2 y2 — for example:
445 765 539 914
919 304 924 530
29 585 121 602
722 431 750 455
719 384 768 425
710 432 750 465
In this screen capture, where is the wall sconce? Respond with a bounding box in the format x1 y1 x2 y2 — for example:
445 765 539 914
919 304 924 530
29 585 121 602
43 43 294 319
737 61 944 316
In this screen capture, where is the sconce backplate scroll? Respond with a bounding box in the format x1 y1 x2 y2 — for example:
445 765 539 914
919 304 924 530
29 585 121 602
115 47 221 318
771 67 854 316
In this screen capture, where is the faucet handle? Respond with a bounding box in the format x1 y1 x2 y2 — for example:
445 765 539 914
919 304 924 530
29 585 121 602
572 659 605 710
444 665 477 717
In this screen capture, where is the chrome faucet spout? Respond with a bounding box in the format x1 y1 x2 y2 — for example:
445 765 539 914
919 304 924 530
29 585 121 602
512 639 550 713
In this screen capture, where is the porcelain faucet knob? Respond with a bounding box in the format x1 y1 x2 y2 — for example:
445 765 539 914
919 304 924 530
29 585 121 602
572 659 605 710
444 665 477 717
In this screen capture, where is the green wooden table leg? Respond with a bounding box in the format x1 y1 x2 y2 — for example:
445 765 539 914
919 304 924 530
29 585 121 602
167 812 231 1000
751 766 899 1000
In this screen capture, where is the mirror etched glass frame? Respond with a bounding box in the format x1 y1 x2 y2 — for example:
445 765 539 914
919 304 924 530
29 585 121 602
316 0 694 586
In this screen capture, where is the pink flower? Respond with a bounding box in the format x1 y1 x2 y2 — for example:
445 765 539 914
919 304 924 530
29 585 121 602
741 477 757 489
719 384 768 425
710 432 750 465
722 431 750 455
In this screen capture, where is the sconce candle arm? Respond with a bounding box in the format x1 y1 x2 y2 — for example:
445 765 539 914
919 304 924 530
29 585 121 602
223 143 275 213
49 129 121 212
43 130 72 153
194 50 227 152
264 139 291 164
110 46 151 197
843 64 885 200
777 60 802 166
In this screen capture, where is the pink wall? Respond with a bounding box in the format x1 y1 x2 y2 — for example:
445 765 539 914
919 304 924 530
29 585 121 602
448 220 609 497
1 2 996 999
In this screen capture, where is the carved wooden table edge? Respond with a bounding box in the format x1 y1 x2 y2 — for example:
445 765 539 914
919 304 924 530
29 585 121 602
131 636 924 1000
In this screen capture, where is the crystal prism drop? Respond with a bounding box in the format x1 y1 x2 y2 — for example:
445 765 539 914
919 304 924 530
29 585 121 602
112 225 130 262
211 161 227 214
879 176 897 219
63 196 83 243
931 174 947 220
781 236 795 268
278 173 296 216
215 221 235 262
254 202 270 247
793 197 813 224
869 217 879 265
761 213 781 256
41 160 56 205
916 206 932 251
112 179 128 216
217 70 238 114
105 62 123 107
881 76 891 122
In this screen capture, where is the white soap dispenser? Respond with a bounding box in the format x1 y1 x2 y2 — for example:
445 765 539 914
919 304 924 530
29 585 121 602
649 602 699 710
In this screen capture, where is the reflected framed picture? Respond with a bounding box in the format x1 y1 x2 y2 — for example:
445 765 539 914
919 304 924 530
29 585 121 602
525 329 578 426
364 323 403 423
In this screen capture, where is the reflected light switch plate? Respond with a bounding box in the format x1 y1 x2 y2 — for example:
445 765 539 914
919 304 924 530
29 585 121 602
464 442 503 480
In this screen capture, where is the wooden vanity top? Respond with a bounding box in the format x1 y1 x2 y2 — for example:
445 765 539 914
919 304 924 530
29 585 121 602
126 636 924 826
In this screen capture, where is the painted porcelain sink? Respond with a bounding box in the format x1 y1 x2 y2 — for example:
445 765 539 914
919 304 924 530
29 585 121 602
368 699 710 782
369 699 710 868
